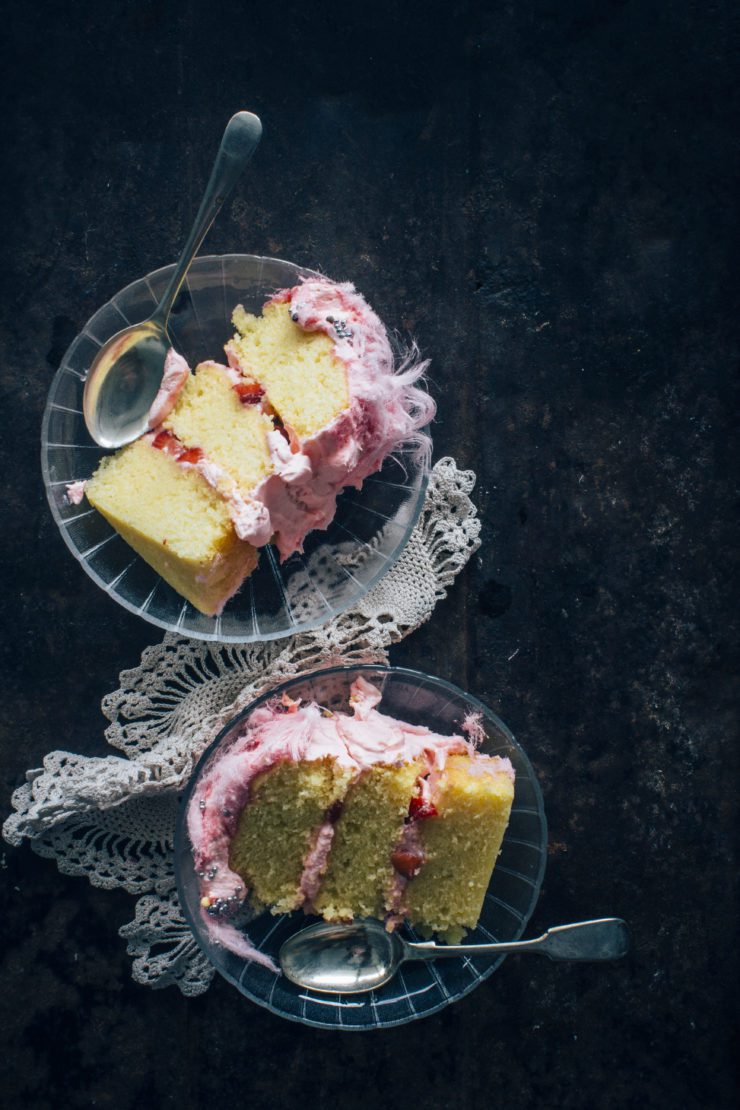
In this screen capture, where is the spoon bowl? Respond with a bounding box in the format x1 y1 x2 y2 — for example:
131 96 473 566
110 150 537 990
82 320 170 448
280 920 406 994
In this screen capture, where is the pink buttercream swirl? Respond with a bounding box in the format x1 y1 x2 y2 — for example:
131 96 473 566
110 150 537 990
226 278 436 559
65 480 86 505
297 819 337 908
146 348 190 429
187 677 514 965
462 711 487 748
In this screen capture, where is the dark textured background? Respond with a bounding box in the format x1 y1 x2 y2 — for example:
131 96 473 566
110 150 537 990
1 1 738 1106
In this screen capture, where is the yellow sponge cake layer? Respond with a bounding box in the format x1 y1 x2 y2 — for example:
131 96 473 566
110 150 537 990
312 761 423 922
405 755 515 942
231 302 349 439
229 759 351 914
164 361 274 494
85 439 257 616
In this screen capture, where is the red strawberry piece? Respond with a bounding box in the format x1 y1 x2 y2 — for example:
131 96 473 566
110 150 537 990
391 849 424 879
152 429 177 452
234 381 264 404
408 796 438 821
177 446 204 464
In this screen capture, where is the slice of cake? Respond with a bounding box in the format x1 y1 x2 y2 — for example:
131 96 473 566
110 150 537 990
227 279 436 559
85 437 258 616
229 298 349 441
403 755 515 942
74 277 435 616
187 678 515 965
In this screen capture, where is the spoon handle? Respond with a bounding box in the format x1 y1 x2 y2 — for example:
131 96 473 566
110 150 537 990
153 110 263 325
405 918 630 963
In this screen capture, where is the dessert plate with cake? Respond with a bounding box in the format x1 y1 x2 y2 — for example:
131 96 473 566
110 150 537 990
175 665 547 1030
42 255 433 641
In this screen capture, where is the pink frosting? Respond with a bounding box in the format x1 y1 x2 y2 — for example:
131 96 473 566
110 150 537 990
204 916 279 973
462 711 487 747
143 423 273 546
226 278 436 559
146 348 190 429
385 821 426 927
196 455 272 546
187 676 514 962
65 480 86 505
297 819 336 907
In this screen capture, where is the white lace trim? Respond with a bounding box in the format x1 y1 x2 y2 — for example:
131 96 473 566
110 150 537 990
3 458 480 995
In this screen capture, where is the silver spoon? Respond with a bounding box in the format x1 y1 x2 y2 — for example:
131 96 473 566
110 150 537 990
83 110 262 449
279 917 630 994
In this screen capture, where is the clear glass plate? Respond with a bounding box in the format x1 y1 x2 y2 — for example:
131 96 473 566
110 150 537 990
175 665 547 1030
41 255 430 642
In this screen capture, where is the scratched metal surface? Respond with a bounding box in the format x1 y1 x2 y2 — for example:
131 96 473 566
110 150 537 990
0 1 737 1106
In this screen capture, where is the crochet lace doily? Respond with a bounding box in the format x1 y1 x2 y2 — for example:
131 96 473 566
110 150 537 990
3 458 480 996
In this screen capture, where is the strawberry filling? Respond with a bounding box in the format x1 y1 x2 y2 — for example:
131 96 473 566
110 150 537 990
388 788 439 885
408 795 438 821
152 429 204 465
151 429 178 453
391 849 424 879
234 381 265 405
178 446 205 464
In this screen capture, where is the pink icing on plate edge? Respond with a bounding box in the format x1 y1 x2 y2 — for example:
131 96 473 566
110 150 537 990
203 915 279 973
65 480 86 505
186 676 515 965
